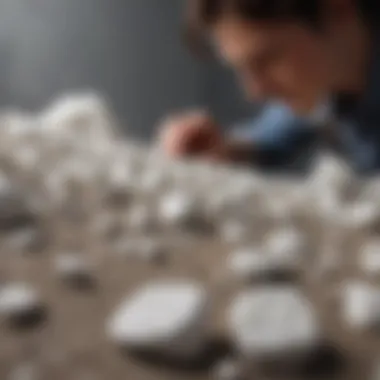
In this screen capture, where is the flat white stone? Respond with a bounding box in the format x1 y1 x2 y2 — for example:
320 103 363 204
0 284 41 321
107 280 209 357
360 241 380 274
342 281 380 330
228 287 319 357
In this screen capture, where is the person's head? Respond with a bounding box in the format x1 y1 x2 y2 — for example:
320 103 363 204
185 0 374 114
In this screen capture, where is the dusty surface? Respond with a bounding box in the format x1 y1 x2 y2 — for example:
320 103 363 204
0 93 379 380
0 184 377 380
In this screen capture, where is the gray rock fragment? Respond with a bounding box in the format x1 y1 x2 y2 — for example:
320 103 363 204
0 283 44 325
54 253 94 287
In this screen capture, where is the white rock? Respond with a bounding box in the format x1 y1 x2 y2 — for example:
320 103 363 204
54 253 93 284
107 280 209 357
342 281 380 330
7 228 41 252
307 153 354 220
263 228 305 274
227 248 269 280
0 110 36 140
266 228 304 258
40 92 115 138
158 191 196 225
228 287 319 357
0 284 42 321
360 241 380 274
213 358 242 380
310 152 353 192
344 202 380 229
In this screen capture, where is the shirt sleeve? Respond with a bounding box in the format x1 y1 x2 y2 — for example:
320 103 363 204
229 105 318 173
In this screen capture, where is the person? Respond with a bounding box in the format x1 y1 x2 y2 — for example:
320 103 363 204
159 0 380 175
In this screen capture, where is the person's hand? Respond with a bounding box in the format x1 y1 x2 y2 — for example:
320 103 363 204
158 110 225 159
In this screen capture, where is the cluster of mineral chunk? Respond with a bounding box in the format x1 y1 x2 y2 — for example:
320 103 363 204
1 91 380 379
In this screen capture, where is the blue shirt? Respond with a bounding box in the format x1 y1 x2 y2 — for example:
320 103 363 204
231 104 318 174
233 28 380 176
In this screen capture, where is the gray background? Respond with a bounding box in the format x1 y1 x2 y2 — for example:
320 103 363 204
0 0 252 139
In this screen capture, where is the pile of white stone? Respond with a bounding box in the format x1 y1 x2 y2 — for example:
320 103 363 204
1 91 380 379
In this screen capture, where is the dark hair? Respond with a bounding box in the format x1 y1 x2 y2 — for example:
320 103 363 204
184 0 377 57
